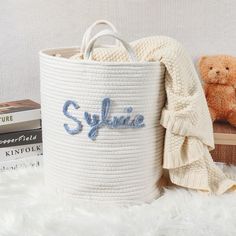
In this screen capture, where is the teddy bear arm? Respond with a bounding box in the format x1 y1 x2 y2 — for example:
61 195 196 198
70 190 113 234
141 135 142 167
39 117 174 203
207 106 217 122
203 84 209 98
227 107 236 127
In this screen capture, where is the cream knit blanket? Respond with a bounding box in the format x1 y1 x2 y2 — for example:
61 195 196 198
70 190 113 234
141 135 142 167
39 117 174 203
71 36 236 194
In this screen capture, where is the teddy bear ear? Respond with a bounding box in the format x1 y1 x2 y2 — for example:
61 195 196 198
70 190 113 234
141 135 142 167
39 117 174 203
198 56 208 68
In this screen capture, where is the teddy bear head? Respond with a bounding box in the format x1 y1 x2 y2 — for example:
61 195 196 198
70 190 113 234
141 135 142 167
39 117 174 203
199 55 236 86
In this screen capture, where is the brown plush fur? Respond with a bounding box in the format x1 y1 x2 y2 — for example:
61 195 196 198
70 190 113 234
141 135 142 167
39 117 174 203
199 55 236 127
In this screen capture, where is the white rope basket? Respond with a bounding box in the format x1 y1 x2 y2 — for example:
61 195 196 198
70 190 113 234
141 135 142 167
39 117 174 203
40 23 166 206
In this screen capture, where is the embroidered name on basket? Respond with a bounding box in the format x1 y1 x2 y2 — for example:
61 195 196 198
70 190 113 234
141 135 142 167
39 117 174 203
63 98 145 140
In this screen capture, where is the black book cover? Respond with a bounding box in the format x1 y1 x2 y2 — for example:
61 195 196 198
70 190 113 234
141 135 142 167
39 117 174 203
0 129 42 148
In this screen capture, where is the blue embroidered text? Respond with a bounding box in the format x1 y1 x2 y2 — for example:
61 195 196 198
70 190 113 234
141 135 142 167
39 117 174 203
63 98 145 140
63 100 83 135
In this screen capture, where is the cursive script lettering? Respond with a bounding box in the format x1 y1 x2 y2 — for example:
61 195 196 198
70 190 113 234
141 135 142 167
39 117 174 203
63 100 83 135
84 98 145 140
63 98 145 140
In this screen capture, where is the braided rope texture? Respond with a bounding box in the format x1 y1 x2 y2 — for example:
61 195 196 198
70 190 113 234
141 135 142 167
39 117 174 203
40 51 166 205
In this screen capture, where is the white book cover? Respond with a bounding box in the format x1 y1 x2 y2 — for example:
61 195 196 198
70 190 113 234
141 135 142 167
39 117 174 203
0 143 43 162
0 155 43 172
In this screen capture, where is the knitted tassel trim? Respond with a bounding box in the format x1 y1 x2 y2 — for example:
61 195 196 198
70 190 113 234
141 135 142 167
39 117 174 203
162 134 205 169
167 144 236 194
160 108 215 149
169 165 236 195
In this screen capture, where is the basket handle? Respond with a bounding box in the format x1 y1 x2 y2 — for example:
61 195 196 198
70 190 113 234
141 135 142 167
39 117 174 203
84 30 137 62
81 20 120 54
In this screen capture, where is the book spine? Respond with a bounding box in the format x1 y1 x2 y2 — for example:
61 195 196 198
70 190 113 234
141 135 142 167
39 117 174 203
0 155 42 172
0 143 43 162
0 109 41 126
0 129 42 148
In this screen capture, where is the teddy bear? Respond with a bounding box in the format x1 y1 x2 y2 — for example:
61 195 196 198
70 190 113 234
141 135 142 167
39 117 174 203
198 55 236 127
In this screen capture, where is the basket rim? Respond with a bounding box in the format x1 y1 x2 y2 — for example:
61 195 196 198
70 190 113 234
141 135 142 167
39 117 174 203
39 46 163 67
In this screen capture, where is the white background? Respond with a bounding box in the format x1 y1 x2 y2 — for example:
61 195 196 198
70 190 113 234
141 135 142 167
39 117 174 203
0 0 236 102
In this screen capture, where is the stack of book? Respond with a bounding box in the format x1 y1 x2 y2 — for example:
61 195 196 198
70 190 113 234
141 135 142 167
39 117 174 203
0 100 42 171
210 121 236 165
